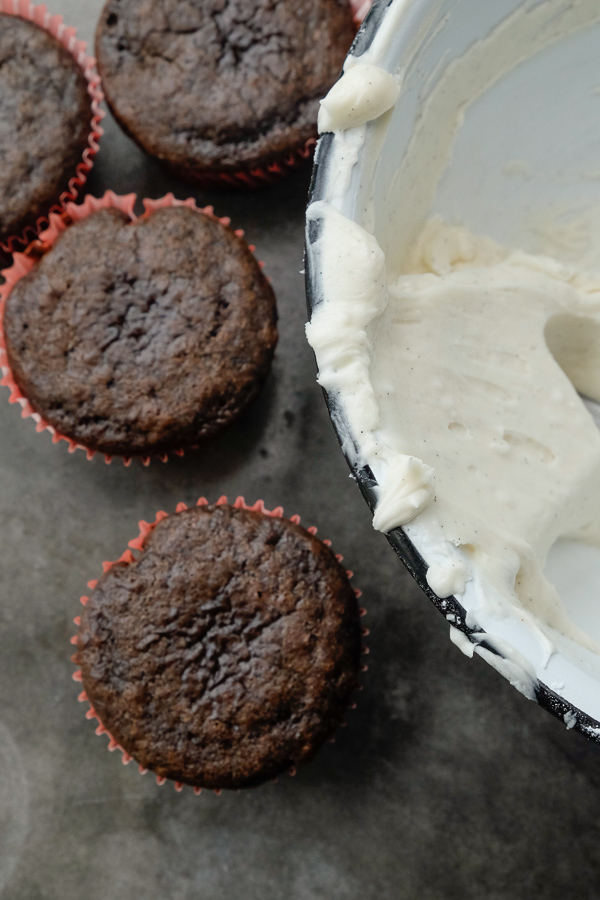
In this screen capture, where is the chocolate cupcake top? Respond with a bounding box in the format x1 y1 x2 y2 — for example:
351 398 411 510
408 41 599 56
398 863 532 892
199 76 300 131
3 204 278 457
95 0 356 181
76 503 362 790
0 14 92 246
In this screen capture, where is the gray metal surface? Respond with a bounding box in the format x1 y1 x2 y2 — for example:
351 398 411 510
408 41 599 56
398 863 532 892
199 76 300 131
1 3 599 898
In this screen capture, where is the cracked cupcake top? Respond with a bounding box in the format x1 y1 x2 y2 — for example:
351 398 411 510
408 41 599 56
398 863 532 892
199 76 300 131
95 0 355 180
76 503 361 789
0 14 91 245
3 205 278 457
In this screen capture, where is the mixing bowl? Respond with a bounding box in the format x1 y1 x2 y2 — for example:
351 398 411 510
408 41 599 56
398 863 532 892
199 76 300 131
305 0 600 738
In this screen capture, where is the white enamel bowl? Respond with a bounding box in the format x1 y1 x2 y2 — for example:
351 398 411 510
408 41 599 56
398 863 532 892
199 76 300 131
306 0 600 738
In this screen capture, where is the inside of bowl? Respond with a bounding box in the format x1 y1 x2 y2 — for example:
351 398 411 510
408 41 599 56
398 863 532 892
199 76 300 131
361 0 600 265
339 0 600 714
545 540 600 646
433 18 600 266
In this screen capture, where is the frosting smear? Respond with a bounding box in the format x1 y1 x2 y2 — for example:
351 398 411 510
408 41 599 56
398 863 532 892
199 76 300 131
369 218 600 651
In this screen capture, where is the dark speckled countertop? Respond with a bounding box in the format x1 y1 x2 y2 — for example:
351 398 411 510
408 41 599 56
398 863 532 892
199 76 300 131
1 2 600 898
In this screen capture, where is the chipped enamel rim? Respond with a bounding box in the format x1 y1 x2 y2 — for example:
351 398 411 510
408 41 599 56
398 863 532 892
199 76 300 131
305 0 600 742
71 495 369 794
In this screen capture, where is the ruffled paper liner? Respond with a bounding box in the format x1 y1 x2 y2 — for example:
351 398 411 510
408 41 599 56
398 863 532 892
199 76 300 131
0 190 268 466
184 139 318 191
350 0 373 24
0 0 105 254
71 496 369 796
177 0 373 190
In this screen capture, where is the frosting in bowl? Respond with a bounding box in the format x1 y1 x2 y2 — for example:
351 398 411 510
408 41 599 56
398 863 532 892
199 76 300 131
307 205 600 656
306 0 600 718
372 218 600 653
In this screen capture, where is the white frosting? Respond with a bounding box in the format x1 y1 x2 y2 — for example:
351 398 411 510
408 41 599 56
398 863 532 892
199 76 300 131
371 455 434 532
427 561 469 599
308 207 600 655
449 626 475 658
373 219 600 654
306 0 600 696
305 201 387 458
318 64 400 133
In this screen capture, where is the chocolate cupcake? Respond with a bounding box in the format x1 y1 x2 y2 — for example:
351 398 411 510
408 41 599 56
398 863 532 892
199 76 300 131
1 198 277 459
0 13 94 247
75 501 362 790
95 0 356 186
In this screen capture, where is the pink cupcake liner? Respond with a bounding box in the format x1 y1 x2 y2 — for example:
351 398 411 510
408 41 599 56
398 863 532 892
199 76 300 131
195 139 318 191
0 0 105 254
0 190 268 467
191 0 373 190
71 495 368 796
350 0 372 25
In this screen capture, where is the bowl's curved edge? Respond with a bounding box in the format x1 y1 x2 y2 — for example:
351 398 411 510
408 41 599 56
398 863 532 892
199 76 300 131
304 0 600 745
